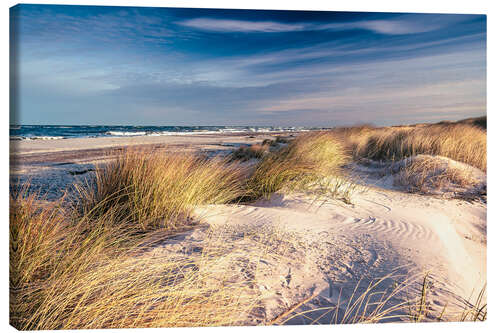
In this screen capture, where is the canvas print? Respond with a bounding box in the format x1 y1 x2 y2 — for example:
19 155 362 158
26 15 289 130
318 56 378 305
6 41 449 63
9 4 486 329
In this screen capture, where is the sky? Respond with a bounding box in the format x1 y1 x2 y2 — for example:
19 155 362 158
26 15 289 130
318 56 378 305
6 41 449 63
10 4 486 126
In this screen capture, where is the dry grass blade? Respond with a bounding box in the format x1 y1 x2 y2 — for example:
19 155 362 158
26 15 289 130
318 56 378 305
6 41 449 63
277 270 419 325
269 292 320 325
459 283 487 322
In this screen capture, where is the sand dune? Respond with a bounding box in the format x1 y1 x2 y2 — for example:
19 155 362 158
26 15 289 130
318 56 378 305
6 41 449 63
187 169 486 324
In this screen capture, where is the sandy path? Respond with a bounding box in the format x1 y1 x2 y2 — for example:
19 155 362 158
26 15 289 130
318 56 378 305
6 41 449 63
192 187 486 324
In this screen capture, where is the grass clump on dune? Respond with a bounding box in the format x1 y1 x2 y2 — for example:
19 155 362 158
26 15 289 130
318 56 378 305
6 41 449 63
74 149 248 231
392 155 485 195
275 271 486 325
245 132 348 200
10 187 263 330
341 123 486 171
231 143 270 161
10 191 66 289
10 189 142 329
231 136 292 162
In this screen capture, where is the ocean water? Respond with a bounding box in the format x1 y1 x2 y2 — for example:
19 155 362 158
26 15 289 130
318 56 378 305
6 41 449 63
10 125 320 140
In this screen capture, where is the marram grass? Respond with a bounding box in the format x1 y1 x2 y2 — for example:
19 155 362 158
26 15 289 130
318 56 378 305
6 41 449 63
338 123 486 171
73 150 248 231
245 132 349 200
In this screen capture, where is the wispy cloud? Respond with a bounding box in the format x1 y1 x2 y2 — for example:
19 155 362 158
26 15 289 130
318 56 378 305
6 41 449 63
322 20 439 35
177 18 306 33
177 14 471 35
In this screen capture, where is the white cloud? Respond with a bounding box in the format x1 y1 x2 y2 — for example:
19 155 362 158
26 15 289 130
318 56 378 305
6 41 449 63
177 18 305 33
177 15 469 35
333 20 440 35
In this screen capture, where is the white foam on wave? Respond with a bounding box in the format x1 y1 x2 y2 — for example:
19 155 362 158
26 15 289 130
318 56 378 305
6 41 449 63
148 131 221 136
11 136 65 141
12 127 316 140
107 131 147 136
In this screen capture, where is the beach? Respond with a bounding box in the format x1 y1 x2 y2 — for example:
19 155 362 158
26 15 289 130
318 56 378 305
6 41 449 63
10 125 487 327
10 132 291 199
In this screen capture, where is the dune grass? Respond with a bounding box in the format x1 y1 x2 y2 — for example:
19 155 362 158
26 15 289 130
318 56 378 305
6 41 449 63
12 188 485 329
275 271 487 325
10 188 267 329
10 183 311 329
406 273 487 323
10 188 142 329
10 190 67 289
244 132 349 200
336 123 486 171
10 145 316 329
393 155 482 194
10 151 253 329
231 143 270 161
231 136 292 162
9 136 354 329
277 271 414 325
73 149 248 231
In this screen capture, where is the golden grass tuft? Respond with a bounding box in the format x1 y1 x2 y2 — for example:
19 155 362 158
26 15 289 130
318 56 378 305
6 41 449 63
10 190 67 289
12 235 259 329
10 189 143 329
231 143 270 161
394 155 482 194
10 189 268 329
244 132 349 200
74 149 248 231
336 123 486 171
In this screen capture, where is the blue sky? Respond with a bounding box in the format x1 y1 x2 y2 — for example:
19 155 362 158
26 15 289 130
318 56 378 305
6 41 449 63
10 4 486 126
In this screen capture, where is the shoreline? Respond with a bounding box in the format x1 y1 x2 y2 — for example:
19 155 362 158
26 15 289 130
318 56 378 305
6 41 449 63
10 131 299 157
9 131 297 200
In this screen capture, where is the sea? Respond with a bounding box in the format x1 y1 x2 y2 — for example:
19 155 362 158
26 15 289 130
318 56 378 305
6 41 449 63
10 125 323 140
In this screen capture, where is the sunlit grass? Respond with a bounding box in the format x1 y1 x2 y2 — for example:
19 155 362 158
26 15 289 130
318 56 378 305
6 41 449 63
245 132 349 200
73 149 248 231
10 189 271 329
394 155 481 194
336 123 486 171
273 271 487 325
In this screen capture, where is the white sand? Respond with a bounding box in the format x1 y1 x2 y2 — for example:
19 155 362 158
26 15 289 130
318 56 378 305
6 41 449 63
187 167 486 324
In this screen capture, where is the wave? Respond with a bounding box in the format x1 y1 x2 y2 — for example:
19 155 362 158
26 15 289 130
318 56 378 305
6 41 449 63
10 136 65 141
10 125 318 140
148 130 222 136
106 131 147 136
